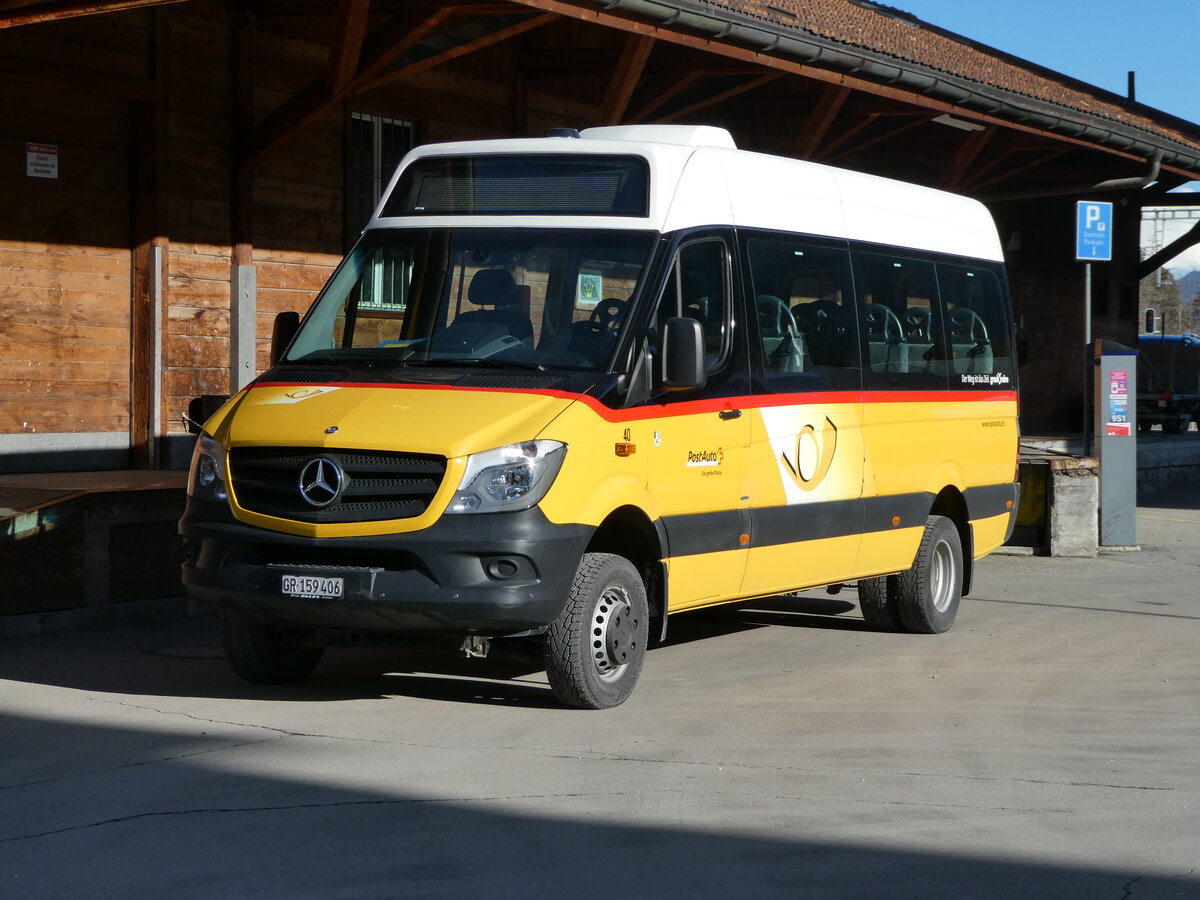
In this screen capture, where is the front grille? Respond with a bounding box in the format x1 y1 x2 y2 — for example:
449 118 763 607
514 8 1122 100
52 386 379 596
229 447 447 524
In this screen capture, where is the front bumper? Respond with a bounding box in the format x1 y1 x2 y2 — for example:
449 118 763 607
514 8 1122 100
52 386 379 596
179 498 591 636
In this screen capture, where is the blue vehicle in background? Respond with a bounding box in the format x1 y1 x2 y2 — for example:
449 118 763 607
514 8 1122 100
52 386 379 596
1138 332 1200 433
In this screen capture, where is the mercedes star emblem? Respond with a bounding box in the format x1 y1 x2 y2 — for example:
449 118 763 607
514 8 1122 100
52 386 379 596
298 457 344 507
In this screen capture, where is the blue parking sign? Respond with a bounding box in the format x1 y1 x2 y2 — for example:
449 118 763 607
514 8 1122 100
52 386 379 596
1076 201 1113 261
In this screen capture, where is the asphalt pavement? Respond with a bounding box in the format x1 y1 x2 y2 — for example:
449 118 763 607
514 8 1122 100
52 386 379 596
2 489 1198 898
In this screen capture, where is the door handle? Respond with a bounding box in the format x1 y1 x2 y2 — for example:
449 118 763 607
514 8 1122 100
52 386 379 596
719 408 742 420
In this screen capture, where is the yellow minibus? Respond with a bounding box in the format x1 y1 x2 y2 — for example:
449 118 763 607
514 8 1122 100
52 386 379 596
181 124 1018 708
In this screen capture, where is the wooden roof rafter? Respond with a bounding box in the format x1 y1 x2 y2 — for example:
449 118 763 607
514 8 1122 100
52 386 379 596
651 71 783 125
794 83 850 159
942 126 994 192
0 0 182 29
357 10 554 92
963 148 1072 196
245 3 556 168
822 114 934 165
597 33 654 124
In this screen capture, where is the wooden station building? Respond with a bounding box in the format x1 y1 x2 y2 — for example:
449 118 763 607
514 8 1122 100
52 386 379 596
4 0 1200 473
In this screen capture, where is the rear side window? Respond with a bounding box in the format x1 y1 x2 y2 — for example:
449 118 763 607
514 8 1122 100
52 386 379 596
745 238 860 392
935 263 1014 390
385 154 649 217
852 252 946 391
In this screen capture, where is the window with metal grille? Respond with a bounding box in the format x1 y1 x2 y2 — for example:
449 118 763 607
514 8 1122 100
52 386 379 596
349 113 414 312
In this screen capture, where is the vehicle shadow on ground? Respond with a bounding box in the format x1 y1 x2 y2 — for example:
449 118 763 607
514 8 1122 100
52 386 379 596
3 709 1194 899
661 591 866 650
0 591 871 707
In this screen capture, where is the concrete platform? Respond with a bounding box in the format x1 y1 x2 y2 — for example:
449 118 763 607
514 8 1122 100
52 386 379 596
0 470 191 635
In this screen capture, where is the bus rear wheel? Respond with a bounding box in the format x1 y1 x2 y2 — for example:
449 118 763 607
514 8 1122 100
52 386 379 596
544 552 648 710
891 515 963 634
857 576 902 631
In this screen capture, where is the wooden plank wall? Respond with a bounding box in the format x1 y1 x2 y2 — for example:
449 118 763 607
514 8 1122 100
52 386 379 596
249 28 343 375
0 6 603 465
0 15 148 442
164 10 234 432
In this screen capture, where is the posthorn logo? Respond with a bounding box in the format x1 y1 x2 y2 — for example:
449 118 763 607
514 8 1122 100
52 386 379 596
298 457 345 507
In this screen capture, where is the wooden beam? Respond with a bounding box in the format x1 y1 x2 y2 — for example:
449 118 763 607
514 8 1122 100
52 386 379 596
813 111 879 160
943 126 993 192
628 70 702 122
795 83 849 159
361 12 556 92
0 0 183 28
245 8 453 168
1137 220 1200 278
968 149 1070 194
598 33 655 125
654 71 783 124
130 8 170 468
823 114 934 164
328 0 372 91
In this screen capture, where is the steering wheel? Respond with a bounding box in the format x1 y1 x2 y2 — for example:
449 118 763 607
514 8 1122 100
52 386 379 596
589 298 627 332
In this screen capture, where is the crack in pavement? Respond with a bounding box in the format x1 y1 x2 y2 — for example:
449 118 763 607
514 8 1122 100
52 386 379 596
0 735 282 791
0 791 634 844
35 696 1184 800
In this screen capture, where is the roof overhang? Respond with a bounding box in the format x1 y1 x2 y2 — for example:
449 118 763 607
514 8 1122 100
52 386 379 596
528 0 1200 180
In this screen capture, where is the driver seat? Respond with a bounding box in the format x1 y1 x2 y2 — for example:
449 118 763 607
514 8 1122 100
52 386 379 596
457 269 534 349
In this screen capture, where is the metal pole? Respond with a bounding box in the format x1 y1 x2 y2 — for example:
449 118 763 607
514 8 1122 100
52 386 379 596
1084 263 1092 455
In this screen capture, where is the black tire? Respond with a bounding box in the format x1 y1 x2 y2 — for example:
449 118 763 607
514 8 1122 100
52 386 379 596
857 576 902 630
544 552 648 710
891 515 963 634
221 612 323 684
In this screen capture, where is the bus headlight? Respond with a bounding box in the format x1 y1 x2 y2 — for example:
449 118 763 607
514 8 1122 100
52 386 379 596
447 440 566 514
188 432 229 503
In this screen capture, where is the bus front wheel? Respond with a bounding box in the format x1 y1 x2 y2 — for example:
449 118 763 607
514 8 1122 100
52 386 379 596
221 613 324 684
544 552 648 710
892 515 962 634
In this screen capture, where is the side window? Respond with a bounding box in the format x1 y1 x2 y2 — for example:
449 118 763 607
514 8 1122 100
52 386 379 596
745 238 860 391
852 251 946 391
654 239 730 371
936 263 1015 390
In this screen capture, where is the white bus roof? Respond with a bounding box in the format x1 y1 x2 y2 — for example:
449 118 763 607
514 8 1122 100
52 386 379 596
370 125 1003 263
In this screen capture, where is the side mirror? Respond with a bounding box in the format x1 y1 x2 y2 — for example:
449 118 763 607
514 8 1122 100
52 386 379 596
270 311 300 366
186 394 230 435
660 317 706 391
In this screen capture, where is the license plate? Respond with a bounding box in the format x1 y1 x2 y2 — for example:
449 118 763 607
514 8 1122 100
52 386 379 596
281 574 344 600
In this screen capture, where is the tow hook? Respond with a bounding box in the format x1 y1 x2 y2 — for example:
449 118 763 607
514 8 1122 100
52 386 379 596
461 636 491 659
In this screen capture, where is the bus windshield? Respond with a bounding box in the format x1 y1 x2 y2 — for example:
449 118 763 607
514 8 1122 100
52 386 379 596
285 228 656 373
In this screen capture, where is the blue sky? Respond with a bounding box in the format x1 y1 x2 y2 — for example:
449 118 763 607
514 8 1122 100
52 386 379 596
899 1 1200 271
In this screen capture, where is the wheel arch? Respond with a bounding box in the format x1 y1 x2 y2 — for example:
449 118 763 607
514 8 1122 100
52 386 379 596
586 505 668 641
929 486 973 596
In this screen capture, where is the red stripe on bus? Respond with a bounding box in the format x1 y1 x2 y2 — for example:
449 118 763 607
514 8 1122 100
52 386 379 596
252 380 1017 423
